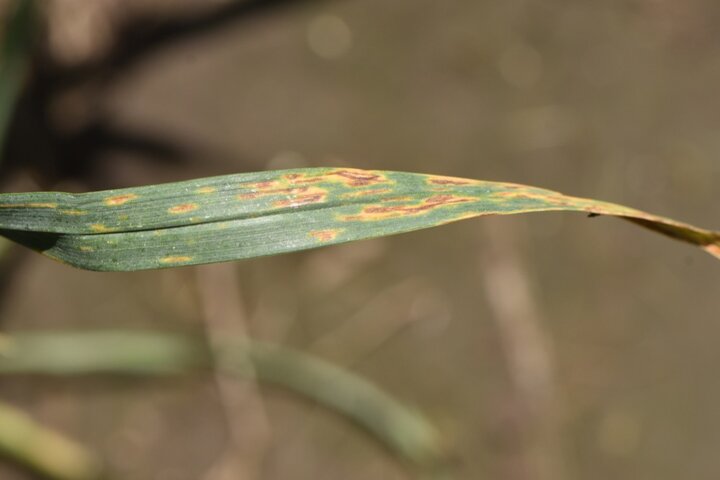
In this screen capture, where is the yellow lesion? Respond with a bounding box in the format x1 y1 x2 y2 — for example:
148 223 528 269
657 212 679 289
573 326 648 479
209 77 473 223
308 229 343 242
79 246 95 252
271 186 328 208
160 256 193 264
236 171 381 204
340 188 392 199
168 203 200 214
327 168 391 187
0 202 58 209
104 193 138 206
426 175 480 186
239 180 282 193
284 169 392 188
60 209 87 215
491 189 554 200
196 186 217 194
90 224 115 233
340 194 477 221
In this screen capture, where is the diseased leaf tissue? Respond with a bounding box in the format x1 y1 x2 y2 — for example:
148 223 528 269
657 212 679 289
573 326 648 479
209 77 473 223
0 168 717 271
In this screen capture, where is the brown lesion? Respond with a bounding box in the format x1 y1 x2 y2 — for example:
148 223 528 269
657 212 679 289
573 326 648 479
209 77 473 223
237 185 327 201
426 175 479 186
0 202 58 209
340 188 392 199
308 229 342 242
492 190 545 200
283 168 389 187
342 194 476 221
237 184 328 208
104 193 139 206
273 192 326 208
490 190 581 207
325 168 389 187
241 180 280 190
283 173 324 184
168 203 200 214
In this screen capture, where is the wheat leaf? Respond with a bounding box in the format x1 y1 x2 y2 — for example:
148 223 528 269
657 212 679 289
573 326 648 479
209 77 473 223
0 168 716 271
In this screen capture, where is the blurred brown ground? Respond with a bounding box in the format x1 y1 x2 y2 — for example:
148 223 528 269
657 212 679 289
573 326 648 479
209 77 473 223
1 0 720 479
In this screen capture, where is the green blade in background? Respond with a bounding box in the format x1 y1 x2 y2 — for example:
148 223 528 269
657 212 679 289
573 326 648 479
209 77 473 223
0 168 717 271
0 400 103 480
0 0 37 158
0 331 447 471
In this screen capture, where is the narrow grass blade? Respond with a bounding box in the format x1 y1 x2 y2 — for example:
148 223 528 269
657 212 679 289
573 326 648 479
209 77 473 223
0 331 447 470
0 401 103 480
0 168 716 270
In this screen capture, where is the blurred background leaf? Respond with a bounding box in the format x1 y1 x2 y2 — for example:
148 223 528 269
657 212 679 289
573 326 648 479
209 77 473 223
0 400 102 480
0 0 36 161
0 331 448 476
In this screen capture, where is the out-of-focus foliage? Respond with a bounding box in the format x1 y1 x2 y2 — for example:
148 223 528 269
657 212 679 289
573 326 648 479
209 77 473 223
0 331 447 474
0 0 36 158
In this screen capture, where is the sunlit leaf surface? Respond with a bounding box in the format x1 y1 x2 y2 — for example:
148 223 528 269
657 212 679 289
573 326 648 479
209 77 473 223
0 168 717 271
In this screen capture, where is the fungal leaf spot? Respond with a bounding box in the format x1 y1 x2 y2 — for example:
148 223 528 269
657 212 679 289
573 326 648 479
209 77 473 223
90 224 115 233
309 229 342 242
0 202 58 209
341 194 476 221
327 168 390 187
104 193 138 206
426 175 479 186
272 187 328 208
160 256 193 264
168 203 199 214
340 188 392 199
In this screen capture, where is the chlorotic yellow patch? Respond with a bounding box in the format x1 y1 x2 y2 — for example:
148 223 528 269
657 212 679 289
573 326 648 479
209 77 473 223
426 175 480 186
0 202 57 209
168 203 199 214
309 229 342 242
90 224 114 233
196 186 217 194
104 193 139 206
160 256 193 264
341 194 476 221
340 188 392 199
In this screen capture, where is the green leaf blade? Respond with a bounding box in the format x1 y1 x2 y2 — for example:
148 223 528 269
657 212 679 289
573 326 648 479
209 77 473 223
0 168 717 271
